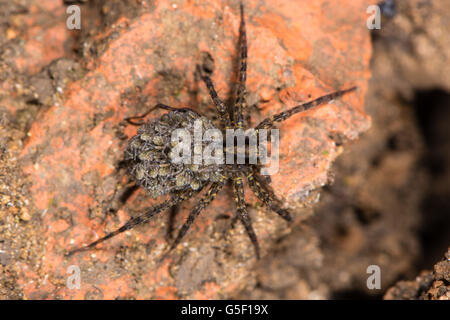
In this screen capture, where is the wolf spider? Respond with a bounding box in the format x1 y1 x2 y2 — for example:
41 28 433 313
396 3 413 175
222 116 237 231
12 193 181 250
68 4 356 259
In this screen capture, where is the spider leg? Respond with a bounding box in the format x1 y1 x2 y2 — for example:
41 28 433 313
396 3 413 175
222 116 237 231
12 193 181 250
246 170 293 222
66 191 192 256
233 172 260 259
169 180 226 252
125 103 194 126
233 3 247 129
103 179 139 216
196 65 231 127
255 87 357 130
228 4 256 251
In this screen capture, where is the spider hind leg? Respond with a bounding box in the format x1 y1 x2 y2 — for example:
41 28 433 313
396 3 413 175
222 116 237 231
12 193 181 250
66 191 191 256
233 173 260 259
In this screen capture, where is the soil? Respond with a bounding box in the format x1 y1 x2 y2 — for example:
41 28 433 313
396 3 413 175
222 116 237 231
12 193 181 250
384 247 450 300
0 0 449 300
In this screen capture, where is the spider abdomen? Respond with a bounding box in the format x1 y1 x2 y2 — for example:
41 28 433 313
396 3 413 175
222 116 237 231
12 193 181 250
124 110 224 198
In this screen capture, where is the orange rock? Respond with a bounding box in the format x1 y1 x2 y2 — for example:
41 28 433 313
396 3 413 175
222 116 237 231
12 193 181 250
5 1 69 74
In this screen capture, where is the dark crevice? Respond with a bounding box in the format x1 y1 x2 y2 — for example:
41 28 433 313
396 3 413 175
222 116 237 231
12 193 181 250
413 89 450 270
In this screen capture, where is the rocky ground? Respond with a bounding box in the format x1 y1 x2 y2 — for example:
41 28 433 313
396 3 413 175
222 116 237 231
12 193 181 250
0 0 449 299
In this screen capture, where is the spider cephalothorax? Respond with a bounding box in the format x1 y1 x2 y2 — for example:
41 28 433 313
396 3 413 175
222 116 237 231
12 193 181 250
68 4 356 259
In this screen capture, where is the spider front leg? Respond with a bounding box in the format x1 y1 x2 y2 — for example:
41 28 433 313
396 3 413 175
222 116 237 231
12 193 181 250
169 180 226 252
125 103 194 126
246 169 293 222
66 191 192 256
255 87 357 130
234 3 247 129
233 172 260 259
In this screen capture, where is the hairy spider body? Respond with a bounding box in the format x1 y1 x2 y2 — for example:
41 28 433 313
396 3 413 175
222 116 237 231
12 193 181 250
68 4 356 259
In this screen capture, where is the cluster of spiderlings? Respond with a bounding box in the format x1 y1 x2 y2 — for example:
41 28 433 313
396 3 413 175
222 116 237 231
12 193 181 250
124 110 224 198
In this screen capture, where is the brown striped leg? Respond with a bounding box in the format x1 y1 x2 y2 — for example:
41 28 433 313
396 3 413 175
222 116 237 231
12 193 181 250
66 191 192 256
125 103 194 126
196 65 231 126
233 172 260 259
169 181 226 252
246 170 293 222
255 87 357 130
233 3 248 129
